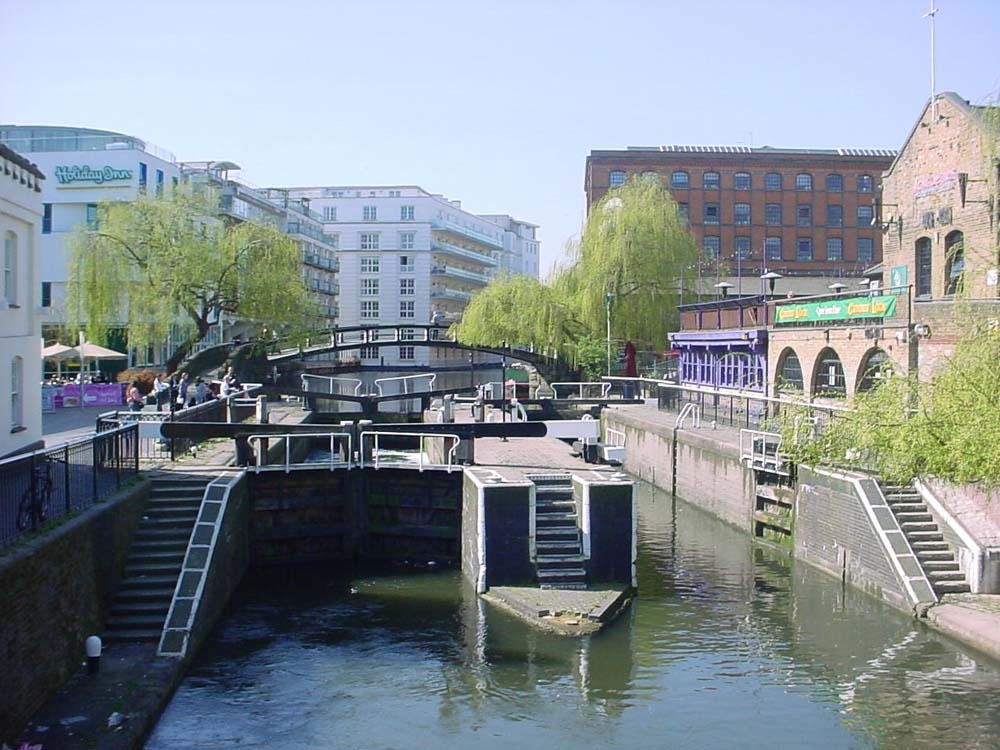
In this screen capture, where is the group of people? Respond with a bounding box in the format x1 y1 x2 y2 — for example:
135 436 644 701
126 367 242 413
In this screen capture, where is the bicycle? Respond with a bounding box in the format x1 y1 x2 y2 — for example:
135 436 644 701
17 459 54 531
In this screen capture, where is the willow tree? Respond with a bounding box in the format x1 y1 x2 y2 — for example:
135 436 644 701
67 186 313 372
574 177 698 349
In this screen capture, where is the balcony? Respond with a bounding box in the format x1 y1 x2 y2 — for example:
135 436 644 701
286 220 339 247
430 265 489 285
432 219 503 250
303 253 340 272
431 288 472 303
431 239 498 267
307 278 339 295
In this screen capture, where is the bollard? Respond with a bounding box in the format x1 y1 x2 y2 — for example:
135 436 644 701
86 635 102 674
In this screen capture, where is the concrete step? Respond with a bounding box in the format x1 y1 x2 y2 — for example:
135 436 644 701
119 575 179 590
537 556 586 569
125 562 182 578
105 614 167 630
905 530 945 542
115 587 175 604
536 541 583 553
144 504 201 518
933 581 971 595
901 521 940 533
889 502 928 514
126 549 185 564
894 512 934 523
916 548 955 560
130 538 188 553
536 512 578 523
927 571 968 582
536 529 580 541
110 600 171 616
102 628 163 643
540 582 588 590
538 567 586 580
134 526 193 540
536 500 576 511
136 516 197 532
921 560 960 572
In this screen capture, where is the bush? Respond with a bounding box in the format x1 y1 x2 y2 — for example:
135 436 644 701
116 368 162 396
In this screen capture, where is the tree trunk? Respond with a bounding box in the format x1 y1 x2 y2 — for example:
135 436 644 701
164 318 212 374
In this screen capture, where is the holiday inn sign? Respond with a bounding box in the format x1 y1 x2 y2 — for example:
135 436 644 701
54 165 133 185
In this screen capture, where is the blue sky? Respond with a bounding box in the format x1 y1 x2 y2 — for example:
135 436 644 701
3 0 998 274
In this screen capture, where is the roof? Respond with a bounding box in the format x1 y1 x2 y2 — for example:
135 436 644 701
604 144 898 158
0 142 45 181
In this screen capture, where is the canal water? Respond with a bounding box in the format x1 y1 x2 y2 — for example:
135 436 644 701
147 482 1000 749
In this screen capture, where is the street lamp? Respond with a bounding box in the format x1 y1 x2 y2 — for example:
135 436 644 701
714 281 734 299
761 270 782 297
605 292 614 377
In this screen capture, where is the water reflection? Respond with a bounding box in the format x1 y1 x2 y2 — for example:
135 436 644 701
148 481 1000 749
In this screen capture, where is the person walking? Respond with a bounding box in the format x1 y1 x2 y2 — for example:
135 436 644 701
176 372 190 409
126 380 144 412
153 373 170 412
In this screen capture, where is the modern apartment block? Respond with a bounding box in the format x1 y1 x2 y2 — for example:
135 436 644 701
1 144 45 456
478 214 541 278
585 145 897 292
280 185 540 367
0 126 181 332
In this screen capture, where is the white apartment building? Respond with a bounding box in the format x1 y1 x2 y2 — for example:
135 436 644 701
478 214 541 278
1 144 45 457
281 185 540 368
0 126 181 335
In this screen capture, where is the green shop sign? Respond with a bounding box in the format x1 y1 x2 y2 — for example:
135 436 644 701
775 295 897 325
54 165 133 185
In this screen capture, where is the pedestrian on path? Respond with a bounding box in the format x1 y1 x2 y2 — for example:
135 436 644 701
176 372 190 409
127 380 144 412
153 373 170 412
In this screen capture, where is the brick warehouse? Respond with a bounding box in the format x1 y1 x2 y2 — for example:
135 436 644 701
585 145 897 292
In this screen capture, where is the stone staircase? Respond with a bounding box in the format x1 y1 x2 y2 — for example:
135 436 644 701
103 473 212 643
532 474 587 590
884 484 970 597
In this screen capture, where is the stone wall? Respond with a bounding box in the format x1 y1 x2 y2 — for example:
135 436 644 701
0 478 151 739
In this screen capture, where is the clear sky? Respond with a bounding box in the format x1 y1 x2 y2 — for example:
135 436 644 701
3 0 998 274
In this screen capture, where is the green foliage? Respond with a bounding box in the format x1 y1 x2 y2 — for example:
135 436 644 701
574 335 607 380
778 325 1000 485
66 186 315 370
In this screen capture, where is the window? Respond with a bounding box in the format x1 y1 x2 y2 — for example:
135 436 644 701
677 203 689 223
814 348 846 397
826 205 843 227
399 301 415 319
400 255 414 273
765 237 782 260
765 172 782 191
765 204 782 225
11 356 23 430
155 169 164 196
857 349 892 393
400 328 416 341
826 173 843 192
945 230 964 295
400 205 415 221
399 232 415 250
826 238 843 261
776 349 804 393
86 203 99 229
671 171 690 188
361 301 379 319
41 281 51 308
360 232 380 250
734 236 751 260
703 171 720 189
796 238 813 261
138 162 147 190
609 170 626 187
857 205 874 227
857 174 874 192
734 203 751 225
360 345 378 359
734 172 751 190
327 233 339 250
704 203 720 225
324 206 337 221
399 346 415 360
363 205 377 221
796 205 812 227
361 279 379 296
3 231 16 305
400 279 414 295
42 204 52 234
857 238 874 264
361 256 380 273
795 173 813 191
703 236 720 260
916 237 932 297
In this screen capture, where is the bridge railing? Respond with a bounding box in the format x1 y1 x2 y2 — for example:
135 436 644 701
551 382 613 399
374 373 437 397
302 373 364 397
247 432 353 473
0 423 139 550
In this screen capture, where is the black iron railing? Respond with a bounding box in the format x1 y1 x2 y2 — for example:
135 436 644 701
0 423 139 550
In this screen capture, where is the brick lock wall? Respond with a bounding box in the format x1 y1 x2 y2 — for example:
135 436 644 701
0 479 150 740
881 94 999 302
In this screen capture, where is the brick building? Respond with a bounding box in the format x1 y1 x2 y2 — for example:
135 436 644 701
585 145 897 294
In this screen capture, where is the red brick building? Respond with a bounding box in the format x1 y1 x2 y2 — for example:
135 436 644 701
585 146 897 290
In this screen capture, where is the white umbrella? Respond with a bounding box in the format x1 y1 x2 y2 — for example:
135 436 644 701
76 341 127 361
42 342 78 379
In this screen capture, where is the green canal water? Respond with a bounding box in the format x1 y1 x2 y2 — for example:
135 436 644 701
146 481 1000 749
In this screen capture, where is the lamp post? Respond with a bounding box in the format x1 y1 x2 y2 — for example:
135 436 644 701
828 281 848 295
605 292 614 377
761 270 782 297
714 281 734 299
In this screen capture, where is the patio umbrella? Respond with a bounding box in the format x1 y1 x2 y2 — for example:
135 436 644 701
76 341 128 361
41 342 78 379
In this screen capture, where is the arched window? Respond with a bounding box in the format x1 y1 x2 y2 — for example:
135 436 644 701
609 170 626 187
857 349 891 393
11 356 23 429
776 348 804 393
795 173 813 191
3 231 17 306
826 173 843 192
764 172 782 191
813 348 846 397
703 171 721 189
734 172 751 190
915 237 932 297
945 230 964 295
671 171 690 188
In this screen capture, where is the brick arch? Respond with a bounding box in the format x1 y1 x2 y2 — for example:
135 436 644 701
855 347 893 393
774 346 805 394
811 346 847 399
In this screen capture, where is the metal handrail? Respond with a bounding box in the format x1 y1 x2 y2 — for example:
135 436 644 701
247 432 353 473
675 402 701 429
374 373 436 397
739 429 786 474
360 430 460 473
301 373 364 396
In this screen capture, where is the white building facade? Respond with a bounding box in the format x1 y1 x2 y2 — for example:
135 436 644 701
478 214 541 278
1 145 45 457
0 126 181 335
